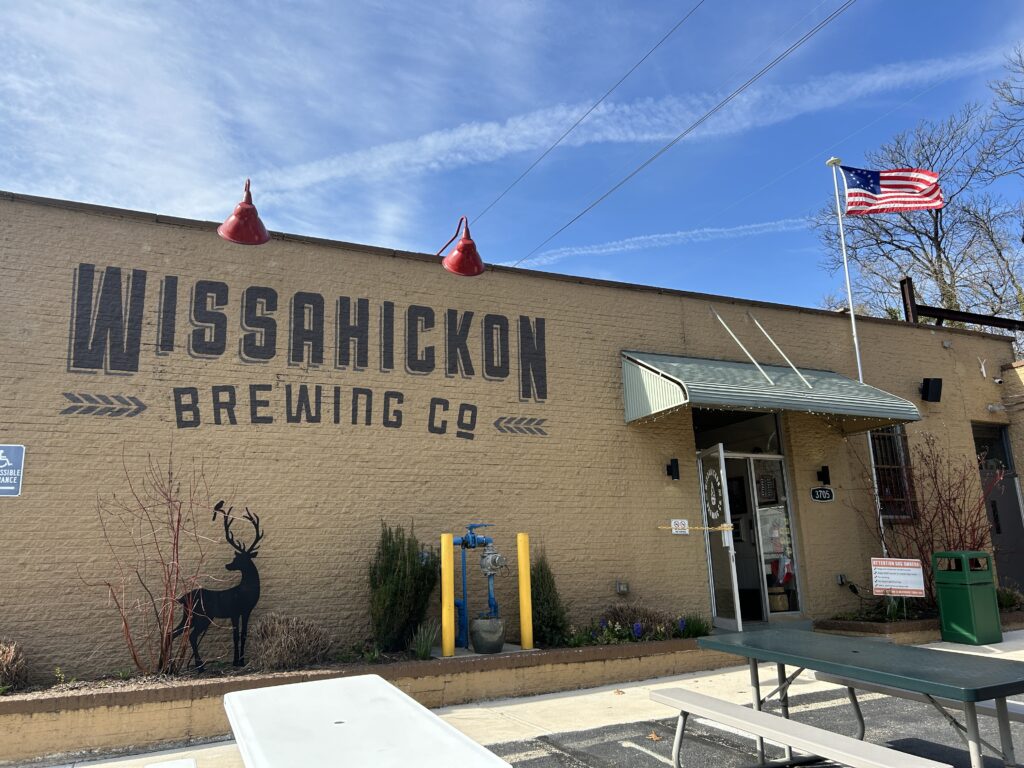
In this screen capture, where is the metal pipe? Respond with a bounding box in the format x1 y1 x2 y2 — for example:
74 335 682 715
826 157 863 382
517 533 534 650
996 697 1016 765
711 306 774 386
749 659 765 764
777 664 793 762
460 545 469 647
441 534 455 657
748 313 813 389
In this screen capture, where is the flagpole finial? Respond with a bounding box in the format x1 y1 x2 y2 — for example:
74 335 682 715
826 157 842 167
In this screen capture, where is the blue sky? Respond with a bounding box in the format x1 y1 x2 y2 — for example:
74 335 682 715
1 1 1022 308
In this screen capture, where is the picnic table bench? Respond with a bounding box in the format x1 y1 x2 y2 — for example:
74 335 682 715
650 687 949 768
649 629 1024 768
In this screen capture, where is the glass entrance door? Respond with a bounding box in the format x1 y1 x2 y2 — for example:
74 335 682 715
698 443 742 631
751 458 800 614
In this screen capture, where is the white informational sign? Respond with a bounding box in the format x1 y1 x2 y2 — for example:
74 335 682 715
670 519 690 535
871 557 926 597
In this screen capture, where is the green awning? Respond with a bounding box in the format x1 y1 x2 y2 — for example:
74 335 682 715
621 351 921 433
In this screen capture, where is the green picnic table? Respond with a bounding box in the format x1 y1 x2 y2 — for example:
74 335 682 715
698 629 1024 768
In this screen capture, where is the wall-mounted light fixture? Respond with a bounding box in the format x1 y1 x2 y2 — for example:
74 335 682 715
218 179 269 245
666 458 680 481
437 216 485 276
816 465 831 485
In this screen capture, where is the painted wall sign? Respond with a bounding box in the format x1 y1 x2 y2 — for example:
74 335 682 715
810 486 835 502
64 263 551 436
0 445 25 497
670 519 690 535
870 557 925 597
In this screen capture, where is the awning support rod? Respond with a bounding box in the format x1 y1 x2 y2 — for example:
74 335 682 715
710 306 774 386
747 313 813 390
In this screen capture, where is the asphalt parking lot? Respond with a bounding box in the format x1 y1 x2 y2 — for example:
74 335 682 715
487 687 1019 768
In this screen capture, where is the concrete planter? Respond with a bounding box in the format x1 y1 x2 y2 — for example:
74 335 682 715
813 609 1024 645
0 638 736 767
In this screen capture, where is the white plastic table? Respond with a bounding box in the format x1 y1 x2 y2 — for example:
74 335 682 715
224 674 511 767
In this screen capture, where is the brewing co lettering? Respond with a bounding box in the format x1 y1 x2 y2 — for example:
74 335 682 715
66 263 549 435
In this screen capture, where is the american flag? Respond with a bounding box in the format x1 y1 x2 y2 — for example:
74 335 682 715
840 166 944 216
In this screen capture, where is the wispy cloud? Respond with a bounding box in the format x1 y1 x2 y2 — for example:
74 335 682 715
263 48 1004 197
507 218 809 268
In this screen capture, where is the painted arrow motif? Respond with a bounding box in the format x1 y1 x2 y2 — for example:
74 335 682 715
61 393 147 418
493 416 548 436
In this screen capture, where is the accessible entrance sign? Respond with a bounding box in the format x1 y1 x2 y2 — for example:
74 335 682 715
0 445 25 497
870 557 925 597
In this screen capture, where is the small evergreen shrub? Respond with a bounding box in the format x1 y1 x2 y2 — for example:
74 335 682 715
248 613 334 671
369 522 440 652
0 639 28 692
530 552 570 647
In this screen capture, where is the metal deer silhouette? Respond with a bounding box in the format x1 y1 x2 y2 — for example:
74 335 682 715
173 500 264 671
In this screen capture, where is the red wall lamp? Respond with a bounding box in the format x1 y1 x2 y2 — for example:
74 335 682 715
218 179 270 245
437 216 485 277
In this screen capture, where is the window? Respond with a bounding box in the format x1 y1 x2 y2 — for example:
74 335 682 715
870 425 916 519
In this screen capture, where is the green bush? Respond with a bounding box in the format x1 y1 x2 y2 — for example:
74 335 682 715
530 552 570 647
369 522 440 652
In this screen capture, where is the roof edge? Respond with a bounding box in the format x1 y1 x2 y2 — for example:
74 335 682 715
0 188 1014 344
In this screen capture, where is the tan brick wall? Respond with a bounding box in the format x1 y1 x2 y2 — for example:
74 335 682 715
0 193 1017 678
1003 363 1024 486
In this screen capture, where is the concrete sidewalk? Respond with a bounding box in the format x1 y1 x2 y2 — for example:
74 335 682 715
50 631 1024 768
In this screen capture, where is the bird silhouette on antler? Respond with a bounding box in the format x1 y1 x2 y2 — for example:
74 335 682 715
172 500 263 672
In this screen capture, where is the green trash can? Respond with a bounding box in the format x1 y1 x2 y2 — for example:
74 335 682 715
932 551 1002 645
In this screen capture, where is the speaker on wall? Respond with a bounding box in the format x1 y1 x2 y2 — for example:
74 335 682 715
921 378 943 402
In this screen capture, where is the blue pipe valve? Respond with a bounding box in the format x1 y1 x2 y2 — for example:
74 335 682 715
452 523 507 648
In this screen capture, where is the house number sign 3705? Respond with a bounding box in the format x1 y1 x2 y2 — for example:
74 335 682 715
810 486 835 503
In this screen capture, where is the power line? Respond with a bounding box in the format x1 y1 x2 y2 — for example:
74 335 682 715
513 0 858 267
471 0 707 225
715 77 951 219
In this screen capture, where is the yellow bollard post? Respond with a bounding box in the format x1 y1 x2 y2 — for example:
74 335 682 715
517 532 533 650
441 533 455 657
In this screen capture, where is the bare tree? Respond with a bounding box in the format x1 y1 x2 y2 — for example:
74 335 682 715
988 45 1024 180
86 451 213 675
853 434 1001 606
814 49 1024 339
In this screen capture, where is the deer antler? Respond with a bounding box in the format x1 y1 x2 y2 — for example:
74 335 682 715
242 508 264 555
213 500 263 554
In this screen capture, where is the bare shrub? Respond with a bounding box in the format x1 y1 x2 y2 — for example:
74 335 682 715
859 433 1001 606
85 450 212 675
248 614 334 671
0 639 28 692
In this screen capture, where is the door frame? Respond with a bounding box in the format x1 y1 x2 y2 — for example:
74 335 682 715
702 449 805 627
698 443 743 631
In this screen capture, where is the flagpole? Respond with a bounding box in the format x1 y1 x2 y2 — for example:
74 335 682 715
826 156 888 557
826 157 863 382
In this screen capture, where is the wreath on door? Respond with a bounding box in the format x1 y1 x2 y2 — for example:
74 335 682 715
704 467 723 520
